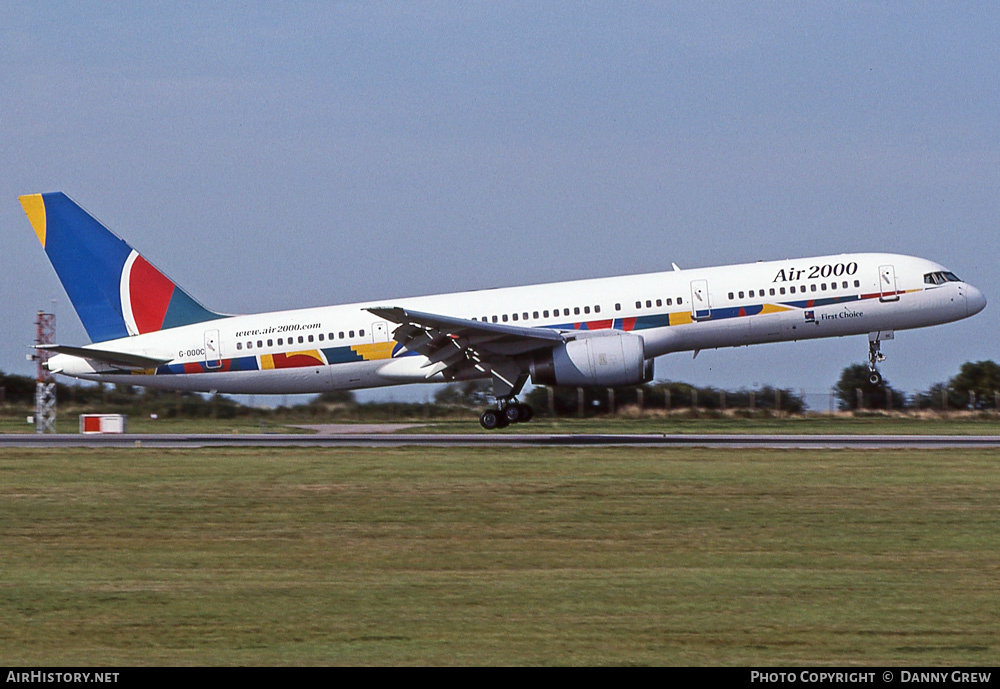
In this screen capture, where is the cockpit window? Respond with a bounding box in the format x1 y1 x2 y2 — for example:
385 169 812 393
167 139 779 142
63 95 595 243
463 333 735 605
924 271 962 285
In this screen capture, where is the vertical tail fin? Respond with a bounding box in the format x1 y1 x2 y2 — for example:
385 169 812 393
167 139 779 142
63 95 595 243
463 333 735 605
19 192 223 343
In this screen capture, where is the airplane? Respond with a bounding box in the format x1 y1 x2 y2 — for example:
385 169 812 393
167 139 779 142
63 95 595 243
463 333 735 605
19 192 987 429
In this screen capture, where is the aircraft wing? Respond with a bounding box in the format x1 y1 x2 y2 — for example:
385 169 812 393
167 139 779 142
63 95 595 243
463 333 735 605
36 344 171 369
366 306 566 394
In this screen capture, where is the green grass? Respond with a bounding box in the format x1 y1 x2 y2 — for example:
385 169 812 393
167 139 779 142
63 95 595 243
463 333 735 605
1 447 997 665
407 414 1000 435
3 407 998 435
0 414 311 435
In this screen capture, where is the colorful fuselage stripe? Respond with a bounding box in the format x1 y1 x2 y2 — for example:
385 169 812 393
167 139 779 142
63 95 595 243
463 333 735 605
148 342 401 376
135 289 917 377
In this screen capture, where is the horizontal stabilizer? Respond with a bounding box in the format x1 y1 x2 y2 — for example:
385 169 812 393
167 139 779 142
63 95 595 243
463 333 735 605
36 344 171 369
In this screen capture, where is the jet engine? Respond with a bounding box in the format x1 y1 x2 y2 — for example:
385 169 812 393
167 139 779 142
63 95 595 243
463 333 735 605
530 332 653 387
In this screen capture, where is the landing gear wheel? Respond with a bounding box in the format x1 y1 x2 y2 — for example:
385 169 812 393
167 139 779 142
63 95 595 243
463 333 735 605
481 409 510 430
868 371 882 385
516 403 533 422
482 398 533 430
480 409 501 430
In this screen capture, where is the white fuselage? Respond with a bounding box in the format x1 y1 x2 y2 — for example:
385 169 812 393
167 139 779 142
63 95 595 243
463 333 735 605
47 252 986 394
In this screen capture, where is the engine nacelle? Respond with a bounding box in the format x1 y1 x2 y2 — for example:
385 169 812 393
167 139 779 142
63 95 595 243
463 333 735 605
530 332 654 387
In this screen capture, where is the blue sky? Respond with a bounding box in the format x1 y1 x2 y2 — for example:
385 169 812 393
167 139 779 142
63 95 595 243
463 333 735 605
3 2 997 402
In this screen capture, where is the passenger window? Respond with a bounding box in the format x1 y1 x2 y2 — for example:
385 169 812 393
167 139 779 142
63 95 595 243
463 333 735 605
339 332 345 339
298 336 304 343
236 342 243 350
769 288 775 296
584 306 591 314
257 340 263 348
635 301 642 309
348 331 354 338
492 316 498 323
267 339 273 347
811 284 817 292
595 305 601 313
615 303 621 311
512 313 518 321
666 298 672 306
563 308 570 316
677 297 683 304
309 334 315 342
749 290 754 298
854 280 860 288
502 314 508 322
533 311 539 319
574 307 580 315
523 312 528 320
543 310 549 318
790 286 796 294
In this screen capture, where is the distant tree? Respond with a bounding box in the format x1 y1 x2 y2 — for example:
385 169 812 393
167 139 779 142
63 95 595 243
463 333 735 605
312 390 356 405
834 365 904 411
912 382 960 410
522 381 805 417
524 386 607 417
0 370 36 403
948 360 1000 409
434 381 493 408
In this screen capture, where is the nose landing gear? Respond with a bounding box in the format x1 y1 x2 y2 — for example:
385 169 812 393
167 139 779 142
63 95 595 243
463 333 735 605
867 331 893 385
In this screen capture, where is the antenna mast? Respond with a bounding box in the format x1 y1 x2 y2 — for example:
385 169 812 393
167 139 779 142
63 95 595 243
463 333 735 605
34 311 56 434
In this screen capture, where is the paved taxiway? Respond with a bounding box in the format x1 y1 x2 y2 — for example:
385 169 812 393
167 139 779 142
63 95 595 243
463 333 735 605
2 433 999 449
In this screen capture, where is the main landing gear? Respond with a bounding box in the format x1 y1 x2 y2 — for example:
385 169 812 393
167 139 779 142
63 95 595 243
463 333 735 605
867 332 888 385
480 397 534 430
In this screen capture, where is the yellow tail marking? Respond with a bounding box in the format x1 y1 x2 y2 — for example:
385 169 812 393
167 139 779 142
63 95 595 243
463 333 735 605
18 194 47 248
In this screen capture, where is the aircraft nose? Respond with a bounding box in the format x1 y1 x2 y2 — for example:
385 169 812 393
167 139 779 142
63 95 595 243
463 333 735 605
965 284 987 317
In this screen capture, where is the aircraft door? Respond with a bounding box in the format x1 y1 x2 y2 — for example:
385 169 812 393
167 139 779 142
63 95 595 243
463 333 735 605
372 321 390 343
879 265 899 302
204 329 222 369
690 279 711 320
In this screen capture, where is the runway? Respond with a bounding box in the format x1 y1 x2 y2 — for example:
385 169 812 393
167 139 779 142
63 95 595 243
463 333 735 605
3 432 1000 449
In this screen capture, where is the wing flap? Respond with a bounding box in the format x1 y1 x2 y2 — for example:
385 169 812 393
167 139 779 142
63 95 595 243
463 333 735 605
367 306 565 396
